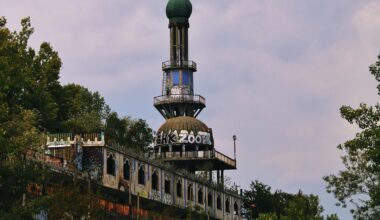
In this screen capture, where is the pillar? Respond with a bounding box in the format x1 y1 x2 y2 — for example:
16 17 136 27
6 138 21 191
217 170 220 184
221 170 224 186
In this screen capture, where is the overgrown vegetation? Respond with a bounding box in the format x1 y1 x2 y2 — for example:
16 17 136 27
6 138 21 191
242 180 339 220
324 54 380 219
0 17 153 219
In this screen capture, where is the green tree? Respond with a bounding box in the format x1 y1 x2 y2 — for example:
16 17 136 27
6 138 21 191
256 212 278 220
326 214 340 220
0 16 109 133
324 55 380 219
39 181 106 220
0 17 34 121
0 17 107 219
105 112 153 152
0 16 62 131
281 191 324 220
243 180 335 220
243 180 277 218
59 84 110 133
104 112 125 144
0 110 46 219
0 16 47 219
24 41 62 131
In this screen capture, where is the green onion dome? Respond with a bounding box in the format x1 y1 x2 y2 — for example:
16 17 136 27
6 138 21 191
166 0 192 21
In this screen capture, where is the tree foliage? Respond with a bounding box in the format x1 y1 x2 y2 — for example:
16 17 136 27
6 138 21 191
105 112 153 152
243 180 336 220
0 110 45 219
0 16 107 219
0 16 110 133
59 84 110 133
0 17 153 218
0 17 62 131
324 55 380 219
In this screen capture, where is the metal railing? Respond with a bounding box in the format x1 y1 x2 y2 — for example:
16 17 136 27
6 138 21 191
162 60 197 71
46 132 105 147
214 151 236 167
159 150 236 168
154 94 206 105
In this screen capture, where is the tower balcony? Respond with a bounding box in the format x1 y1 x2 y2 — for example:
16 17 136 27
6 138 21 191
154 94 206 118
162 60 197 71
156 149 237 170
154 94 205 106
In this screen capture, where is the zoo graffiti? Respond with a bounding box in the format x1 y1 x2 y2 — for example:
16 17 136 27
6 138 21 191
155 130 212 146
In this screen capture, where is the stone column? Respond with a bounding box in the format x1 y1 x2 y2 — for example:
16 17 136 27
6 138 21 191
221 170 224 186
217 170 220 184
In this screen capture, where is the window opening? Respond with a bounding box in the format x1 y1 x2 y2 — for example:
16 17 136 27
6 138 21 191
198 188 203 204
172 71 179 86
176 180 182 197
107 154 115 176
187 184 194 201
225 199 230 213
138 165 145 185
217 196 221 210
208 192 213 207
165 178 171 194
123 161 130 180
152 171 159 190
182 71 189 85
234 202 239 215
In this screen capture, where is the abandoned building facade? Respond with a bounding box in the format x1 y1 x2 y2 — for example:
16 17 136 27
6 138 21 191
46 133 241 219
44 0 242 219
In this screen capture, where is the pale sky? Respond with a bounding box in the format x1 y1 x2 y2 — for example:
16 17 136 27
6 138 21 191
2 0 380 219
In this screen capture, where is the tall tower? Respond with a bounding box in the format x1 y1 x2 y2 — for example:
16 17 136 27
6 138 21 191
154 0 205 119
154 0 236 181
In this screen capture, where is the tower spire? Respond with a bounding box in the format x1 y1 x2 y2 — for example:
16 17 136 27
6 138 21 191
153 0 237 176
154 0 205 119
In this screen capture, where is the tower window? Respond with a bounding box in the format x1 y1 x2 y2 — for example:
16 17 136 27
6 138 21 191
176 180 182 197
208 192 213 207
189 73 193 92
123 161 130 180
172 70 179 86
225 198 230 213
187 184 194 201
198 188 203 204
152 171 159 190
217 196 221 210
165 178 171 194
138 165 145 185
182 71 189 85
107 154 115 176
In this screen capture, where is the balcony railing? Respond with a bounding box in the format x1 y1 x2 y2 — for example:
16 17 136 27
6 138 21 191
158 150 236 168
154 94 206 106
214 151 236 167
162 60 197 71
46 132 105 148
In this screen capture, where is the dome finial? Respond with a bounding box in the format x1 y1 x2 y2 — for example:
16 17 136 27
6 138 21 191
166 0 192 22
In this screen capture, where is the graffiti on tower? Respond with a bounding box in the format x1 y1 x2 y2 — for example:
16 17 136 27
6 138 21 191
155 130 212 146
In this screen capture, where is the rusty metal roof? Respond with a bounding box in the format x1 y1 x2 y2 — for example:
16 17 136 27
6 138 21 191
157 116 208 134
